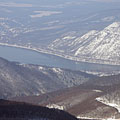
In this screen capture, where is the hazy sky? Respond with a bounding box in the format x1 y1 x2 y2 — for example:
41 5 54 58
88 0 120 2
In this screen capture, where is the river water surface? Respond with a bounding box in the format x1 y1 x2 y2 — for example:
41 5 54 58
0 45 120 74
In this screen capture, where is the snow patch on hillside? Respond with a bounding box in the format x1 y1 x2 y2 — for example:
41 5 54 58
30 11 62 18
52 68 63 74
96 97 120 113
92 90 102 93
46 104 65 110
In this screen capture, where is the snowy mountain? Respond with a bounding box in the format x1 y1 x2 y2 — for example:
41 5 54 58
1 1 120 59
4 58 120 119
0 0 120 66
48 22 120 65
11 72 120 119
83 73 120 118
0 57 94 99
11 84 120 119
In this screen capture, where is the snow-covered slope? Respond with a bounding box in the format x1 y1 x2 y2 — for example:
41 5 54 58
96 87 120 115
0 57 94 99
49 22 120 65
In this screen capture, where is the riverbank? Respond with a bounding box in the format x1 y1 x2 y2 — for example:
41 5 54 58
0 42 120 66
0 43 120 76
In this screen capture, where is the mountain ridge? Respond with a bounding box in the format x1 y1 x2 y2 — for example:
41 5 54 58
0 99 79 120
0 57 94 99
48 22 120 65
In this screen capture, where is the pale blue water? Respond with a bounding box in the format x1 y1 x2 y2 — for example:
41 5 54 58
0 45 120 73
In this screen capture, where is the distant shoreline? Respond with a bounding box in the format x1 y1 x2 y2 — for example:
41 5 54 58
0 43 76 62
0 43 120 66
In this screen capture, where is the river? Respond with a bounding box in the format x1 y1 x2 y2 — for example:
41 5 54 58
0 45 120 74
